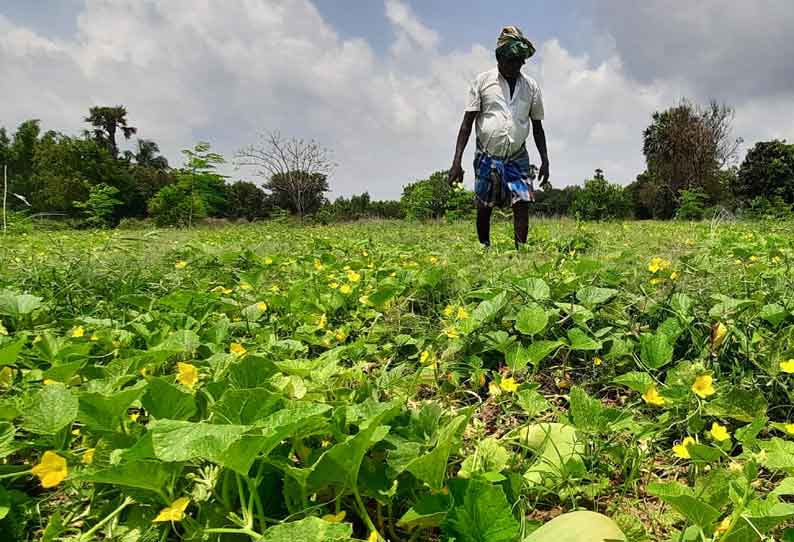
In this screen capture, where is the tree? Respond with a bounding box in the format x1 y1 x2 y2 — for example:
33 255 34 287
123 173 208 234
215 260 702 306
235 132 335 218
225 181 269 221
85 106 137 158
134 139 169 170
401 171 451 219
74 183 123 228
642 100 741 215
7 120 41 206
571 176 632 220
177 142 227 225
736 140 794 204
148 184 206 227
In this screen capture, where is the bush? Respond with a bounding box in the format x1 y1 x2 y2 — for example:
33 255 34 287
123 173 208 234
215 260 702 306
148 184 206 227
675 188 707 220
74 183 122 228
445 183 475 221
741 196 792 220
401 171 450 220
571 177 632 220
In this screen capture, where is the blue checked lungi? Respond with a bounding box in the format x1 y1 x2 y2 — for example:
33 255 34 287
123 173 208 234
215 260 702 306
474 143 535 208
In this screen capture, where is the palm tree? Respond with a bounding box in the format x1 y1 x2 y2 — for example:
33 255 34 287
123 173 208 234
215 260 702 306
135 139 169 169
85 106 137 158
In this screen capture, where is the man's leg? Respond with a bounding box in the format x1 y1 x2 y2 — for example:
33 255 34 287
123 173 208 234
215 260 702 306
476 205 493 246
512 201 529 249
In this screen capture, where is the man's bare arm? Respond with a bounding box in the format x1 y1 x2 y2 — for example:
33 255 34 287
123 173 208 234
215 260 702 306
448 111 478 185
532 118 550 187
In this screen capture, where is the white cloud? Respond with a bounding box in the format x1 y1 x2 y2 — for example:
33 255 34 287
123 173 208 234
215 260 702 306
1 0 791 200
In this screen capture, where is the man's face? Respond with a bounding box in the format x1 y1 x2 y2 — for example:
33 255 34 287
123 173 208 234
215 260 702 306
497 55 525 79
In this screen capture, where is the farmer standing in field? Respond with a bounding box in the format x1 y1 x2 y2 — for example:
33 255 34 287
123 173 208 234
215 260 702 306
448 26 549 249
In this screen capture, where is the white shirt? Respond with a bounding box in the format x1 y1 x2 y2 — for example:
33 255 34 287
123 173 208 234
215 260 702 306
465 68 544 158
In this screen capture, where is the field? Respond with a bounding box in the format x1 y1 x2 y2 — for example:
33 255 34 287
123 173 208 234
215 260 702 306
1 218 794 542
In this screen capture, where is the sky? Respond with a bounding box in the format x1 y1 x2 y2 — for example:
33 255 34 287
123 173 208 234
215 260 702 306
1 0 793 200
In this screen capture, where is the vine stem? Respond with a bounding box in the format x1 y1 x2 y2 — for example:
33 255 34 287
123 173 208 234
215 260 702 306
78 496 134 541
353 485 383 541
0 468 31 480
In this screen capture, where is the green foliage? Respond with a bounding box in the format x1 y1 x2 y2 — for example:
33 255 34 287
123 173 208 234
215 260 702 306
524 511 626 542
148 183 206 227
225 181 270 221
74 183 122 228
571 177 631 220
676 187 708 220
401 170 451 219
737 140 794 204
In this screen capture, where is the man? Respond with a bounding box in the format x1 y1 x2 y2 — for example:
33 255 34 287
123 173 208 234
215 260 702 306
448 26 549 249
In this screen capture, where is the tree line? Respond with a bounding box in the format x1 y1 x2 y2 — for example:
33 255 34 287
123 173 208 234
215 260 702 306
2 99 793 228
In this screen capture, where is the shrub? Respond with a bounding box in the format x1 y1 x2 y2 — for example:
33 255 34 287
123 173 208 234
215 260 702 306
74 183 123 228
675 188 707 220
571 177 632 220
148 184 206 227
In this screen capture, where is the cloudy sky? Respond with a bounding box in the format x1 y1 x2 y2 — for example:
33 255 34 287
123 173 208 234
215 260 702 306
2 1 793 199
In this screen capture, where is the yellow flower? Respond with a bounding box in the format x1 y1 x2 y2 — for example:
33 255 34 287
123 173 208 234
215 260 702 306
488 382 502 397
322 511 346 523
239 282 252 291
692 375 716 398
335 330 347 342
715 517 731 536
317 314 327 329
362 251 369 257
346 270 361 282
779 359 794 373
444 327 459 339
174 260 188 269
784 423 794 435
593 357 603 366
419 350 430 364
456 306 469 321
43 379 59 385
711 322 728 348
389 272 396 277
270 285 280 292
257 302 268 312
368 531 379 542
129 411 140 422
314 259 324 271
670 271 679 280
0 322 7 336
71 427 81 436
340 284 352 295
82 448 95 465
90 333 99 341
648 257 671 273
443 305 455 317
650 278 663 286
642 386 665 406
749 255 759 262
710 422 731 442
359 295 370 306
33 335 42 344
211 286 233 295
321 439 332 448
153 497 191 523
176 362 199 389
31 451 68 488
0 367 13 387
71 326 85 338
500 377 518 393
230 343 247 356
329 281 340 289
673 436 696 459
429 256 438 264
264 257 273 265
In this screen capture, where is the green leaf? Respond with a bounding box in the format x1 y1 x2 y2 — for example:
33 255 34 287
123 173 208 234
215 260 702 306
0 485 9 521
77 460 182 494
0 422 19 459
471 292 508 324
442 477 519 542
151 329 201 353
22 383 79 435
567 328 602 351
519 278 550 301
259 516 353 542
210 388 280 425
757 438 794 472
735 417 767 446
0 291 43 317
149 420 252 462
708 295 754 318
515 305 548 336
771 478 794 498
569 387 606 432
141 378 197 421
510 423 584 486
306 401 398 491
398 492 453 530
41 510 64 542
722 501 794 542
0 338 25 366
524 340 564 369
704 387 767 422
648 482 721 527
406 414 468 489
639 332 674 369
523 511 626 542
77 383 147 431
612 372 654 393
516 389 550 418
576 287 618 307
760 303 788 326
459 437 510 478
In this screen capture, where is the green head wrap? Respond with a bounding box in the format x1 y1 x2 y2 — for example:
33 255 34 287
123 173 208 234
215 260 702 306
496 26 535 60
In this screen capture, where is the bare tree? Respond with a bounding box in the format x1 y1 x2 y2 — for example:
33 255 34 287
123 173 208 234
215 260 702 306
235 132 335 218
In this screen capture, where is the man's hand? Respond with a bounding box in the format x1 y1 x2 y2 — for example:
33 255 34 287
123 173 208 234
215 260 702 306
538 160 550 190
448 162 464 186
